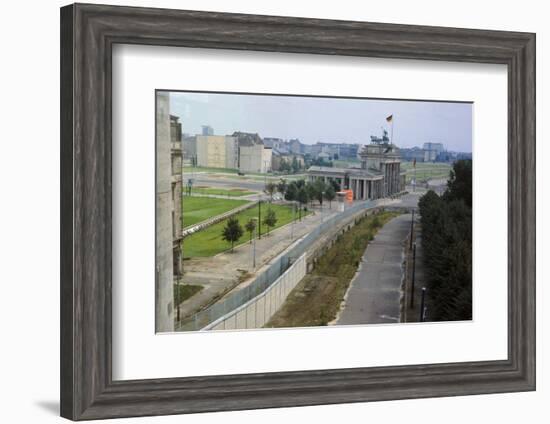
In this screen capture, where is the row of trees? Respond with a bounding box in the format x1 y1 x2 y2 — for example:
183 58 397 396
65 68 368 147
277 156 303 174
418 159 472 321
221 209 278 252
264 178 339 210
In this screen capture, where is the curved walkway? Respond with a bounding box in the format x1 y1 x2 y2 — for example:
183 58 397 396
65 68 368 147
336 213 411 325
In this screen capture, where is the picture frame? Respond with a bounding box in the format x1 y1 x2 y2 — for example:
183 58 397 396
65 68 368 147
60 3 535 420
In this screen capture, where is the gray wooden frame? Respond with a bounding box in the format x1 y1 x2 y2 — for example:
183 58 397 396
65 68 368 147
60 3 536 421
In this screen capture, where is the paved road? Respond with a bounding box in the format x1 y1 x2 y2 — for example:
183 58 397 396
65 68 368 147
336 214 412 325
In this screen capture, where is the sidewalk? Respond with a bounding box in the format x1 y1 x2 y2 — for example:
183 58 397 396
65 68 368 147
336 214 411 325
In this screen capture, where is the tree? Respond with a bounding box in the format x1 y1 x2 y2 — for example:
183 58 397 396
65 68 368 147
264 182 276 202
284 182 298 201
305 182 317 207
277 178 288 197
329 179 341 192
244 219 256 244
263 209 277 235
443 159 472 208
221 217 243 252
291 156 300 173
312 179 327 207
418 158 473 322
296 187 308 221
324 185 336 208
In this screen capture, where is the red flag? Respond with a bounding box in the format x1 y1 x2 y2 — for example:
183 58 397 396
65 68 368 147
386 114 393 122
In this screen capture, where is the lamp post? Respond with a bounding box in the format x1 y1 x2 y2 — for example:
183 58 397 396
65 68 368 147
258 195 262 239
252 218 258 270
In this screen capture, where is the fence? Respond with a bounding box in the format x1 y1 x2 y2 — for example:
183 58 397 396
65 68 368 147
175 199 377 331
203 254 307 330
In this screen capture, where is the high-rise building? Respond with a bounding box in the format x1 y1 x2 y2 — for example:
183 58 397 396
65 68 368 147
201 125 214 136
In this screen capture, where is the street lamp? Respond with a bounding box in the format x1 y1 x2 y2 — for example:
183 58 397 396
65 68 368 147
257 194 263 239
251 217 258 270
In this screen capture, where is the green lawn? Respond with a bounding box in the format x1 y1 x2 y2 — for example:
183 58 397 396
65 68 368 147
183 203 303 257
190 186 256 197
183 196 250 228
183 166 240 174
401 161 452 183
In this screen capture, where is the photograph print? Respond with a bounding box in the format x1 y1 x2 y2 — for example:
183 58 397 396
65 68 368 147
155 90 473 333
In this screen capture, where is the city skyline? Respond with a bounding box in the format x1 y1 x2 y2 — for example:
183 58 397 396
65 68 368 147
169 91 473 153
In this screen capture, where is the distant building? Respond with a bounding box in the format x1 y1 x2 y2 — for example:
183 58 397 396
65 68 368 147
232 131 272 173
400 142 446 163
271 149 305 171
307 130 405 200
288 138 303 155
196 135 238 169
201 125 214 136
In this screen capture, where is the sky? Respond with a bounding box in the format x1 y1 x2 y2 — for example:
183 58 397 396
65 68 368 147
169 91 472 153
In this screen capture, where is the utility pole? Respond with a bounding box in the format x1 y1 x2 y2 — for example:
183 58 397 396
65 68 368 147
420 287 427 322
410 242 416 308
409 209 415 250
252 218 258 270
258 197 262 239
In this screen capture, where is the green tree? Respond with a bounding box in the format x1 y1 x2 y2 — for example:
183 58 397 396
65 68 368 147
418 158 473 322
263 209 277 235
221 217 243 252
244 218 256 244
264 182 276 202
324 185 336 208
305 182 317 207
312 179 327 207
444 159 472 208
297 187 308 220
291 156 300 173
277 178 288 197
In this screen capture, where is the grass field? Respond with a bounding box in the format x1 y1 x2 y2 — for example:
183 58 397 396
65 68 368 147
401 161 452 183
183 203 302 258
182 196 250 228
183 166 304 182
190 186 256 197
265 211 400 328
174 283 203 306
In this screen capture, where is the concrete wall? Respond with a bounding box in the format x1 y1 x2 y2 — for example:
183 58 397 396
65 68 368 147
155 92 175 332
203 254 307 331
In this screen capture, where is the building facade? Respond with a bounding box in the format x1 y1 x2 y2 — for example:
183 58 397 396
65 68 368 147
155 93 175 332
196 135 239 169
307 139 406 200
232 131 272 173
169 116 184 279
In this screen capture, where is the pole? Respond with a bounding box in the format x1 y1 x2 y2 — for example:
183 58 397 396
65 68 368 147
409 209 415 250
258 198 262 239
176 275 180 322
291 202 295 240
252 222 257 269
420 287 426 322
410 242 416 309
